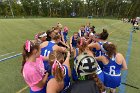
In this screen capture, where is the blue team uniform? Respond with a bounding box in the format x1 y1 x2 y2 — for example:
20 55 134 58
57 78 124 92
96 64 104 83
71 36 77 48
30 86 46 93
85 27 90 33
94 42 108 69
103 55 122 88
48 65 70 93
93 44 105 83
63 31 68 43
41 41 55 74
78 30 85 37
72 48 79 81
85 27 90 36
81 31 85 37
92 48 96 53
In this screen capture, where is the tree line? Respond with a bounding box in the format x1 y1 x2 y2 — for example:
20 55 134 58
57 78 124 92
0 0 139 18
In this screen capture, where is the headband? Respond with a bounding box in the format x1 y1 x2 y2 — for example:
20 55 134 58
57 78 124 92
38 32 47 38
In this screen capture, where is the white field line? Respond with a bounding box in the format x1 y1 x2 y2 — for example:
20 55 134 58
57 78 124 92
16 86 29 93
0 53 22 62
0 52 15 57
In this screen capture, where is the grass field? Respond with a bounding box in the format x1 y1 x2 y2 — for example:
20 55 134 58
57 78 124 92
0 18 140 93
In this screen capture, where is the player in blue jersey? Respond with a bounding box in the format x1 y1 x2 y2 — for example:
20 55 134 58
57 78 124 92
47 51 71 93
85 22 91 36
72 37 104 83
70 32 79 52
95 43 127 93
78 25 86 37
40 34 66 75
63 26 69 43
53 26 69 48
88 29 110 69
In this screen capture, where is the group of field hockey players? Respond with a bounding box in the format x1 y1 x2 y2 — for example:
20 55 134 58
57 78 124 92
21 22 127 93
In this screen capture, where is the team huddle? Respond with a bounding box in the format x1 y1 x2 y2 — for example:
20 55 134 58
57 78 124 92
21 22 128 93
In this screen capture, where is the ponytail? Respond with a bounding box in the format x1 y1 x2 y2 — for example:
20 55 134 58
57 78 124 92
21 40 40 73
49 51 65 82
52 64 64 82
92 73 105 93
21 46 27 73
21 45 30 73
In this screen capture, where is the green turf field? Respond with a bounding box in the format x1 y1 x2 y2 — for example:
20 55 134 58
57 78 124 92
0 18 139 93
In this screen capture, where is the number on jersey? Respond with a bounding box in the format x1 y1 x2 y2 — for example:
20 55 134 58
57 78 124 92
44 49 51 57
109 66 115 75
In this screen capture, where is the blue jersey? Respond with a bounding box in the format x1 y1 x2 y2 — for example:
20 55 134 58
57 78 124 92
61 65 71 93
85 27 90 32
41 41 55 74
72 36 77 48
103 55 122 88
78 30 85 37
95 42 107 57
48 65 70 93
72 48 79 81
41 41 55 57
92 48 96 53
85 27 90 34
94 42 108 69
30 86 46 93
63 31 68 43
96 64 104 83
81 31 85 37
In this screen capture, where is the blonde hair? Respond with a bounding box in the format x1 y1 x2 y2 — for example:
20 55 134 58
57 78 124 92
52 64 64 82
49 51 64 64
52 34 61 41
